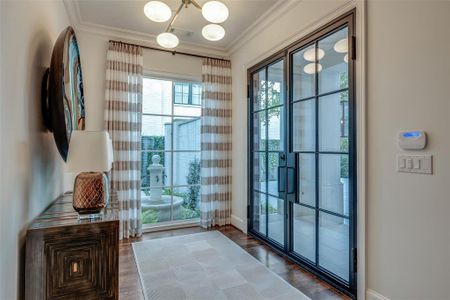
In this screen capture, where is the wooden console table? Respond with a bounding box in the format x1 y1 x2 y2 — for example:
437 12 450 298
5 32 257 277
25 193 119 299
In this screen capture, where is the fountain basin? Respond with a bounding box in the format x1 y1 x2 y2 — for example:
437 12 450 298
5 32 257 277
141 194 184 210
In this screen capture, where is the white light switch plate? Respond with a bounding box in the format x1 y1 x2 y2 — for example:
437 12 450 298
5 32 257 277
397 154 432 174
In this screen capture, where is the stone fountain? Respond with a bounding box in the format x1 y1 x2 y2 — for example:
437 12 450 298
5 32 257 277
141 154 184 218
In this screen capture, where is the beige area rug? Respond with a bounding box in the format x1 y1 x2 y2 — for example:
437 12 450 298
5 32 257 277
132 231 310 300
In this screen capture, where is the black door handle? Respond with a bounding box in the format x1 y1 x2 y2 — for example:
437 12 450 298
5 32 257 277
287 167 296 194
278 166 286 193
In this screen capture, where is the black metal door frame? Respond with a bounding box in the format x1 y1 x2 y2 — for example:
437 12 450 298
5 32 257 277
247 10 357 298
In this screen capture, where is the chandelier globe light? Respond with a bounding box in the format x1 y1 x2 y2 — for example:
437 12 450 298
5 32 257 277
144 1 172 23
202 24 225 41
202 1 229 23
144 0 228 49
157 32 179 49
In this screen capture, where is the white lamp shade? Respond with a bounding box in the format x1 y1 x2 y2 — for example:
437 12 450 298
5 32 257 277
202 1 229 23
66 131 114 173
144 1 172 22
157 32 179 48
202 24 225 41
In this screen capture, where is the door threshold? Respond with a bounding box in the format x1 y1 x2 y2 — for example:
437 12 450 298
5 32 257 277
142 219 200 233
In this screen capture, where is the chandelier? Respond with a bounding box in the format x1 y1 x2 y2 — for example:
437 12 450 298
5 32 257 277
144 0 229 49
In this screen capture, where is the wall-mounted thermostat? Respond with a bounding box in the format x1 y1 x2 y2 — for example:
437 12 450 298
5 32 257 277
398 130 427 150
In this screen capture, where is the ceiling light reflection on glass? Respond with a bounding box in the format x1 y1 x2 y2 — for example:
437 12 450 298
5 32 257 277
303 63 322 74
334 38 348 53
303 48 325 62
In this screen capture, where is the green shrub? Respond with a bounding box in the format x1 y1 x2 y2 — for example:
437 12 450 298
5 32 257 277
183 158 201 210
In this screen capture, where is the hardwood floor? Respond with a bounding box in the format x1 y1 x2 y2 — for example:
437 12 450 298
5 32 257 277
119 225 351 300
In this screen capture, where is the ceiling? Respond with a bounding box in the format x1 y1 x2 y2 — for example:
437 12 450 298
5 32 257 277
73 0 279 52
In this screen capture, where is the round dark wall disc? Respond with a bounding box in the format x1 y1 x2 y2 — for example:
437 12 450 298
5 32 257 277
47 27 85 161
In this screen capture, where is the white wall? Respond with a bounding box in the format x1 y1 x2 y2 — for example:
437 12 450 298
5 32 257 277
0 1 71 299
366 1 450 299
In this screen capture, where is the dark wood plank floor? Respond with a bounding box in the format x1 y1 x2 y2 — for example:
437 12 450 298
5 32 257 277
119 225 351 300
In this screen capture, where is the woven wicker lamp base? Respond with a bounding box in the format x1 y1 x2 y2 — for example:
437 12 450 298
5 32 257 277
73 172 108 216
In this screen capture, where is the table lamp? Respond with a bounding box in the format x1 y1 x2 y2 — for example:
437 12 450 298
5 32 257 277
66 130 114 218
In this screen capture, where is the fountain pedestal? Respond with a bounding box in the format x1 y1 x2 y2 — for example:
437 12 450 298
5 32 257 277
148 155 164 203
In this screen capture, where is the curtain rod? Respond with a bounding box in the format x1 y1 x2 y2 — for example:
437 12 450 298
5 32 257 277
109 40 230 62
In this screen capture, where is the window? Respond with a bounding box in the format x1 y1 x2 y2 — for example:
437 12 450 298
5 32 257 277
173 82 202 105
141 77 202 226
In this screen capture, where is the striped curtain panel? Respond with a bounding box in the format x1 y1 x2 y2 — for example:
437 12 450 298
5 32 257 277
104 41 143 239
200 58 232 228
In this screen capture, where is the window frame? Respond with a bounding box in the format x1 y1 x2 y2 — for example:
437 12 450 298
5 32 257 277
141 76 202 228
173 82 202 106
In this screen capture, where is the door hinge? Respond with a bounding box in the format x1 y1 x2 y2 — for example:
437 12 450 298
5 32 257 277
351 36 356 61
352 247 357 273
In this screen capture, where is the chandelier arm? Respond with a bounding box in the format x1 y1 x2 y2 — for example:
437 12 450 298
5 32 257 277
166 2 184 32
190 0 202 10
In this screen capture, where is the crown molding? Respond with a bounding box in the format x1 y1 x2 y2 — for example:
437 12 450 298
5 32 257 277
225 0 301 56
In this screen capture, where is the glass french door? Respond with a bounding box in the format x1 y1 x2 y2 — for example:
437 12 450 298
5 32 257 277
248 12 356 297
250 56 287 247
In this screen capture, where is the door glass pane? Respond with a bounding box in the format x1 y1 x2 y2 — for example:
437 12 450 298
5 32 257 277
293 204 316 262
253 69 266 111
319 154 349 216
292 44 317 100
172 117 201 151
319 92 349 152
143 78 172 115
253 192 267 235
268 196 284 245
293 100 316 152
267 107 283 151
254 152 266 193
267 153 280 196
268 60 284 108
298 154 315 206
253 111 266 151
172 152 200 186
318 27 348 94
172 186 200 221
142 115 172 151
319 212 349 281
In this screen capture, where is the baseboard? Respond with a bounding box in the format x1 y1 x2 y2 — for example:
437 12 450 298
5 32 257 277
231 214 246 233
366 289 390 300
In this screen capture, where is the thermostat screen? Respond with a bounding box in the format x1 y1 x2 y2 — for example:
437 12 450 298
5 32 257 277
403 131 421 138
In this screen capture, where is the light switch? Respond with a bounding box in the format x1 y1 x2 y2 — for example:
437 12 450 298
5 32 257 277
397 154 432 174
406 158 413 169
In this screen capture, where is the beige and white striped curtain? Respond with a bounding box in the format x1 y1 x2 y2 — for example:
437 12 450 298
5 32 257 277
104 41 143 239
200 58 232 228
